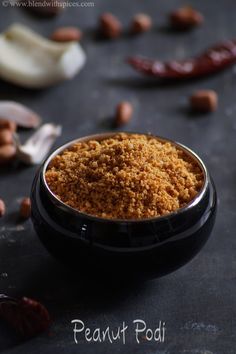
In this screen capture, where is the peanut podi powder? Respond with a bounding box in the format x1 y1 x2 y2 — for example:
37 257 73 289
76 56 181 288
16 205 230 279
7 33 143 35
45 133 203 219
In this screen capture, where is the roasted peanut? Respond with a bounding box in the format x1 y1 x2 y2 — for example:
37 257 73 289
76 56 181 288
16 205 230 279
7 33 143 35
0 129 13 146
170 7 204 30
131 13 152 34
115 101 133 126
190 90 218 112
0 144 16 165
0 119 17 132
19 197 31 219
99 13 122 39
0 199 5 217
25 0 63 17
51 27 83 42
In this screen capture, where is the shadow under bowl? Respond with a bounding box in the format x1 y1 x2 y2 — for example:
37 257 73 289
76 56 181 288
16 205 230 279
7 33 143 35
31 132 217 280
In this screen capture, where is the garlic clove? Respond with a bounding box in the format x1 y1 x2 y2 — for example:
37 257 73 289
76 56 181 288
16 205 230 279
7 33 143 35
0 101 41 128
0 24 86 88
14 124 62 164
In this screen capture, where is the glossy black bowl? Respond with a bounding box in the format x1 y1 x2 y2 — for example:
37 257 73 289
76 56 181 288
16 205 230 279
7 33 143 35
31 132 217 279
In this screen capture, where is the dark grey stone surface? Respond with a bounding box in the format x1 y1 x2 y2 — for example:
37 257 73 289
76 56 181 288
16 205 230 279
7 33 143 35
0 1 236 353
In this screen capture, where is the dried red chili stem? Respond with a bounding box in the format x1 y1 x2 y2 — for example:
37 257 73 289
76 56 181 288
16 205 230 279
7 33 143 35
128 39 236 79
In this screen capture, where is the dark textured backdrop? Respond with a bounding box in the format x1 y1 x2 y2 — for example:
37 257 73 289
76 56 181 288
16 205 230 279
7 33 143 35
0 1 236 353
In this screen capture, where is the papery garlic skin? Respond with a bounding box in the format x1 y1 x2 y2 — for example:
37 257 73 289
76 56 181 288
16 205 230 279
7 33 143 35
0 101 41 128
0 24 86 88
14 124 62 165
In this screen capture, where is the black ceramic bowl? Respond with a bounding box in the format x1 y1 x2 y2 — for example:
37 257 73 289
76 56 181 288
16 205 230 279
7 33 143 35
31 132 217 279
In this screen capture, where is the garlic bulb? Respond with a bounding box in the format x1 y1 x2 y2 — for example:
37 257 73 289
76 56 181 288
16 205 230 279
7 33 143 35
0 24 86 88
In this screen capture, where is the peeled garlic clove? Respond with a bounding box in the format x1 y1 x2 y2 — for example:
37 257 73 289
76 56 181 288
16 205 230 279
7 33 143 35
0 101 41 128
0 24 86 88
14 124 61 165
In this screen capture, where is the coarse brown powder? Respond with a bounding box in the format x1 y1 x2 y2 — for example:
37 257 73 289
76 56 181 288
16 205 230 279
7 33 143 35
45 133 204 219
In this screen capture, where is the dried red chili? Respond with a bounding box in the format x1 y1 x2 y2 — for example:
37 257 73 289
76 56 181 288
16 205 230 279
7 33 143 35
128 39 236 79
0 295 51 338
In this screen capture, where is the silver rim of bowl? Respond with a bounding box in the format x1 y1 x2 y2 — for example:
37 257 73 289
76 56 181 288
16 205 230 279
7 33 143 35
42 132 209 223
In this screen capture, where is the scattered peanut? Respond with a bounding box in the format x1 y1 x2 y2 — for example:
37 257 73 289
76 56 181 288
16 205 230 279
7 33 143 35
25 0 64 17
0 144 16 165
131 13 152 34
190 90 218 112
0 119 17 132
19 197 31 219
0 199 5 217
115 101 133 126
99 13 122 39
0 129 13 146
50 27 83 42
170 7 204 30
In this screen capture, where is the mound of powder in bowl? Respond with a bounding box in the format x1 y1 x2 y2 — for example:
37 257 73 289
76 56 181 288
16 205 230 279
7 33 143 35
45 133 204 219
